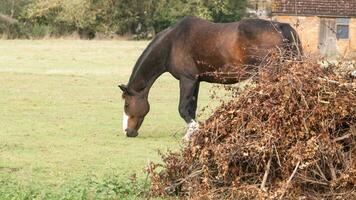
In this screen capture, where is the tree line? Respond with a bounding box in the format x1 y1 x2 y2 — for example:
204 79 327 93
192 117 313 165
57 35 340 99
0 0 247 39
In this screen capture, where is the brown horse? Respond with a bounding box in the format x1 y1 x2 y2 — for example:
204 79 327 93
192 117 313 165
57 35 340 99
119 16 302 138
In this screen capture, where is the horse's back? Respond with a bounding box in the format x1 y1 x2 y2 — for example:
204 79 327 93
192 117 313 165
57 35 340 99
168 17 240 70
158 17 301 82
170 17 299 59
237 18 301 51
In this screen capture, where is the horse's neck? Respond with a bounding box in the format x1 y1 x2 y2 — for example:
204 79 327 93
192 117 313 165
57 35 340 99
127 27 172 96
127 62 166 97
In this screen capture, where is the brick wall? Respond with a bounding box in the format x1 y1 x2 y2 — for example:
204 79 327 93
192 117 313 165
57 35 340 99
339 18 356 57
272 0 356 17
272 16 320 54
273 16 356 57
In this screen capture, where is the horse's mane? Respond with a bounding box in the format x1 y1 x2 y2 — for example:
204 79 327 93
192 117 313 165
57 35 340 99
128 26 173 86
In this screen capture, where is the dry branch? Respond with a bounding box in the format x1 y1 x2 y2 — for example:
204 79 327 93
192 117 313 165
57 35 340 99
148 56 356 199
279 161 300 200
0 13 18 24
260 156 272 191
334 134 352 142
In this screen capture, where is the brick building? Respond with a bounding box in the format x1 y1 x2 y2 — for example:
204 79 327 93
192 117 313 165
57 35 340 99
271 0 356 58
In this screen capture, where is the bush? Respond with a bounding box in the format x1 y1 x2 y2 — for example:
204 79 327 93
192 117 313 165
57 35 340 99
0 0 248 39
148 56 356 199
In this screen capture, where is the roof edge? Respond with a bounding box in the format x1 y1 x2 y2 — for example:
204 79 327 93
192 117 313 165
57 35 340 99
272 12 356 18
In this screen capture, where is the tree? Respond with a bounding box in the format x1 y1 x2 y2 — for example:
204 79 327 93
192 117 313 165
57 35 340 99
0 0 31 38
0 0 248 39
151 0 214 33
113 0 158 37
203 0 247 22
0 13 18 24
0 0 29 19
25 0 113 38
152 0 247 33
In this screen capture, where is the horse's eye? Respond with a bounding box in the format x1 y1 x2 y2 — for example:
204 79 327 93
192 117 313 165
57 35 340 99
125 103 129 108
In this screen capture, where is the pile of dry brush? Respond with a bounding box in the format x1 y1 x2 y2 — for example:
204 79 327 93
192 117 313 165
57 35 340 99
147 56 356 199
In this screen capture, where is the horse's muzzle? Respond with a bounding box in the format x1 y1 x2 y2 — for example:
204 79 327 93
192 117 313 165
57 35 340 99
125 129 139 137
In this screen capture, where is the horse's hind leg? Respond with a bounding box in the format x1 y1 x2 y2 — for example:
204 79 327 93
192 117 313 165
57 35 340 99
178 78 200 140
189 82 200 119
178 78 198 122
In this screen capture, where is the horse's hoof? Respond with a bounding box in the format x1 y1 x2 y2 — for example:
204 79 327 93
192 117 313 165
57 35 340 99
183 120 199 141
182 134 191 142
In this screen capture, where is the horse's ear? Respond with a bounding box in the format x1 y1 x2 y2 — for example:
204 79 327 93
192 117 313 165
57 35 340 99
118 84 138 96
119 84 129 94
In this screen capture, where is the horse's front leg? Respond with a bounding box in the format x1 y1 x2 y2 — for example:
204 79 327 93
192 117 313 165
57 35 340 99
178 78 200 140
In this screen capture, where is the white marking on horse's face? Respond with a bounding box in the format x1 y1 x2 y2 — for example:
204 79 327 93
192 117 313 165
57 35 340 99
123 112 129 135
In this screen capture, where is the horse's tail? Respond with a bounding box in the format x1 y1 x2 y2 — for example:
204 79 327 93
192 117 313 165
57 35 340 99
279 23 304 57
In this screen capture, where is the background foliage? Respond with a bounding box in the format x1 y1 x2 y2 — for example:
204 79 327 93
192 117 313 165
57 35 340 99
0 0 247 39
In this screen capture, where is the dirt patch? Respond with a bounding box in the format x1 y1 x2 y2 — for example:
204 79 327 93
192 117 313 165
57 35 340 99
0 167 20 173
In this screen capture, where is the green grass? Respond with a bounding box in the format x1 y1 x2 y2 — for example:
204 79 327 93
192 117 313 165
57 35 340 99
0 40 219 199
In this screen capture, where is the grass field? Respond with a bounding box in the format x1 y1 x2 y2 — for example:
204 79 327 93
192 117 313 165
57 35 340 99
0 40 219 199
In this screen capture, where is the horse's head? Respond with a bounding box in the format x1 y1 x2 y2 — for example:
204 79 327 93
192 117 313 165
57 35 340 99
119 84 149 137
